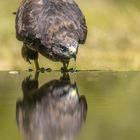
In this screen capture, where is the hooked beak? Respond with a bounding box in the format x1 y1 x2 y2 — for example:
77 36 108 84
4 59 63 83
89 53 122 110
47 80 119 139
72 53 77 61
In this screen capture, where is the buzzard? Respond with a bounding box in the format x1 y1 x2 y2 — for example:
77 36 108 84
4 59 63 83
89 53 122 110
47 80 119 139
15 0 87 71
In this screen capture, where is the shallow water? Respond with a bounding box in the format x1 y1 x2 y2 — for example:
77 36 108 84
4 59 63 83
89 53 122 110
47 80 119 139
0 71 140 140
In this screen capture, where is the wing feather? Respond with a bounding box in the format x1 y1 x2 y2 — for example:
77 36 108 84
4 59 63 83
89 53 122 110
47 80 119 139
16 0 42 41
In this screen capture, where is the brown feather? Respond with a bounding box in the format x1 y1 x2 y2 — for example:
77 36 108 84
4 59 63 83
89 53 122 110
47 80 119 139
15 0 87 62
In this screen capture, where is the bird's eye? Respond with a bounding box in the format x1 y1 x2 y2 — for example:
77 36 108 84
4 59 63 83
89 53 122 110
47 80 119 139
61 46 67 52
62 47 67 52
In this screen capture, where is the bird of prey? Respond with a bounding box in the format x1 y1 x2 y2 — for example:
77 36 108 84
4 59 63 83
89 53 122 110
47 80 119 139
16 73 87 140
15 0 87 71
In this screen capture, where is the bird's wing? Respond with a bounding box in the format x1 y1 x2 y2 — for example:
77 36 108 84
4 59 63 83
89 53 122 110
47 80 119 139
15 0 43 41
67 2 87 44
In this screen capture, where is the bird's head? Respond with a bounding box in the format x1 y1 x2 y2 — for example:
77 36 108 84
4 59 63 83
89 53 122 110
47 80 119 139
52 39 78 60
67 41 78 59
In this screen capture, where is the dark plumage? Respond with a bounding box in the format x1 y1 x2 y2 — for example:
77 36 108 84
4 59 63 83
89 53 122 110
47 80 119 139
16 73 87 140
15 0 87 71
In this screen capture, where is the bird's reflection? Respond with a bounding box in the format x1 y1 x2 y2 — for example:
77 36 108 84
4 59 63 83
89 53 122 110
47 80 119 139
16 72 87 140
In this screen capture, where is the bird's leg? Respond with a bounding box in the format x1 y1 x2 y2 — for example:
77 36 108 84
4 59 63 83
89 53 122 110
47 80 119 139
61 61 75 72
63 62 67 71
34 70 40 80
34 59 40 71
34 59 51 72
61 61 69 72
34 59 45 72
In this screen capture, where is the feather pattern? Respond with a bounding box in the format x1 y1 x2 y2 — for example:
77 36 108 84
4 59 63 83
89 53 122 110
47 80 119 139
16 0 87 62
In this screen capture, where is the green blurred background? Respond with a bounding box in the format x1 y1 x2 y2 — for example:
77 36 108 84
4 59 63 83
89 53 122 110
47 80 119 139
0 0 140 71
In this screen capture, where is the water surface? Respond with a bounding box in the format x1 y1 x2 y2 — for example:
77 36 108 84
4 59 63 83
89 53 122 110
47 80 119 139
0 71 140 140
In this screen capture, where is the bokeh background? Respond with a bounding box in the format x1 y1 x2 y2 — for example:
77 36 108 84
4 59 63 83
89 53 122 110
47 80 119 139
0 0 140 71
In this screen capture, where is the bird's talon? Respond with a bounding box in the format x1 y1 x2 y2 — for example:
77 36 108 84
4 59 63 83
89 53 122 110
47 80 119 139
40 67 46 73
46 68 52 72
61 67 68 73
61 67 76 73
68 68 75 72
36 67 45 73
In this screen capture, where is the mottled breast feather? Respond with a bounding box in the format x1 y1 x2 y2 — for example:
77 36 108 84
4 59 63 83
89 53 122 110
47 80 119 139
16 0 87 49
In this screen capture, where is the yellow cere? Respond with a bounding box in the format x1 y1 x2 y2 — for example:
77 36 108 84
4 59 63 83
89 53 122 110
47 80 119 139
69 47 76 54
71 89 77 97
